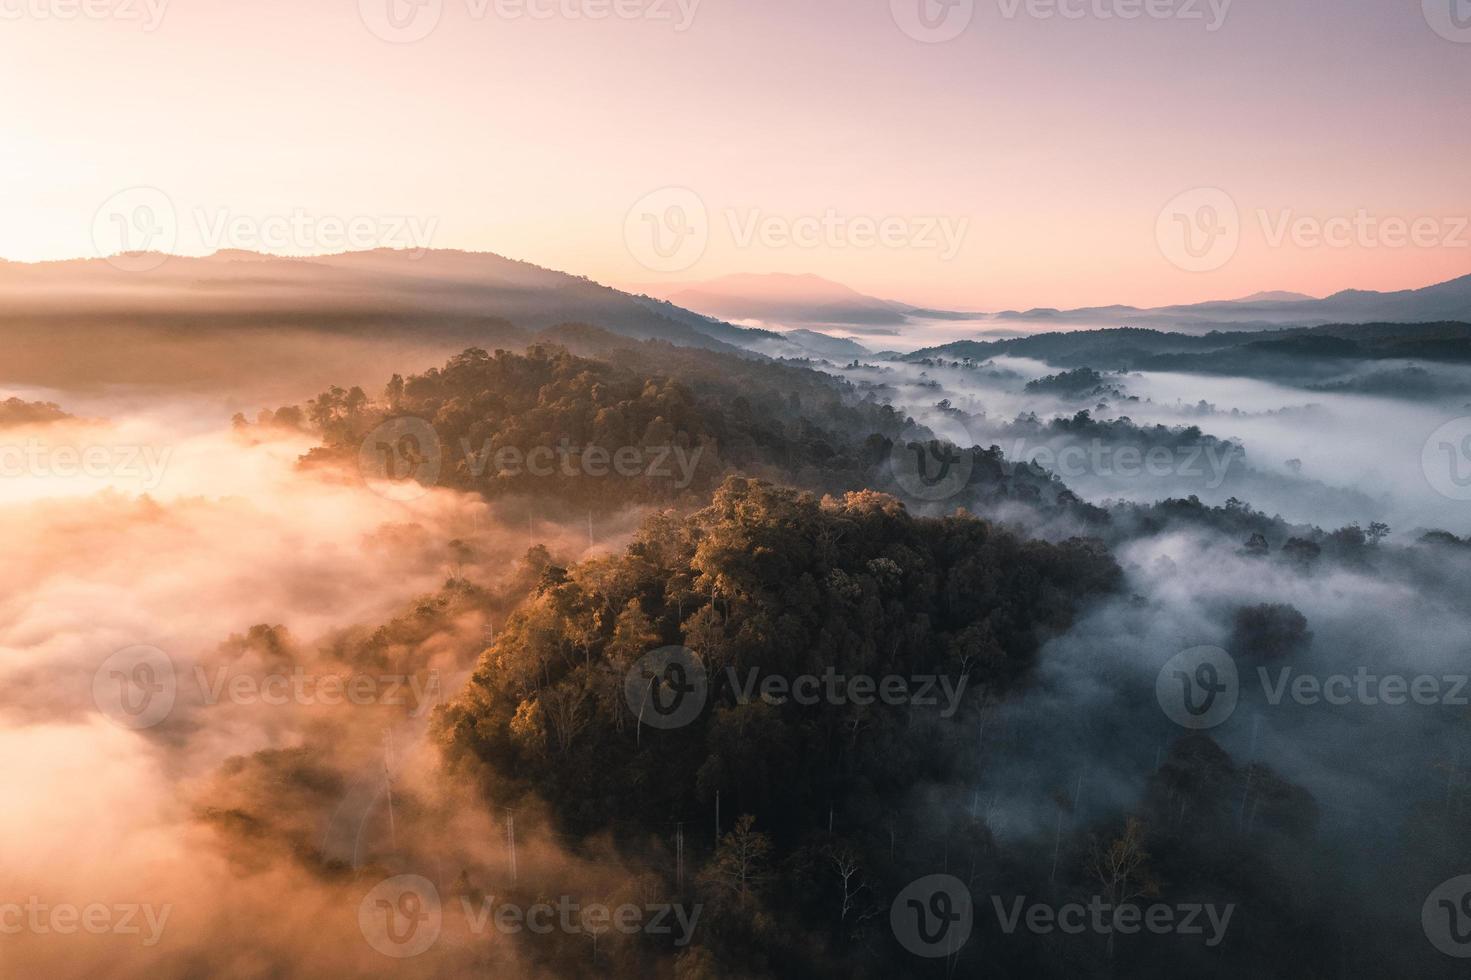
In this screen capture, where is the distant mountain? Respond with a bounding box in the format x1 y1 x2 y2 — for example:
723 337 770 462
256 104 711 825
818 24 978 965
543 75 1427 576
0 249 884 388
995 304 1140 321
626 293 872 361
993 273 1471 333
903 321 1471 395
636 272 985 330
1231 290 1315 304
0 249 887 360
0 249 774 353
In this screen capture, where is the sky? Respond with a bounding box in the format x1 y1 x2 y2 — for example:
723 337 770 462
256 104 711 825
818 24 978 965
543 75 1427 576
1 0 1469 310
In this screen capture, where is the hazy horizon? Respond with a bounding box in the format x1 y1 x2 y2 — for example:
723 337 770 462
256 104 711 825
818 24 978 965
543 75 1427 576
2 243 1465 317
5 0 1469 311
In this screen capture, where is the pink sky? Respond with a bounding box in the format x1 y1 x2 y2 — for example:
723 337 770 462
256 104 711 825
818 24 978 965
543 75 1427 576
1 0 1468 310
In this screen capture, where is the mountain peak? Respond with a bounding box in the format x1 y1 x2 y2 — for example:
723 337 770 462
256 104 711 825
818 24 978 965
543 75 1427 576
1231 290 1317 304
632 272 914 327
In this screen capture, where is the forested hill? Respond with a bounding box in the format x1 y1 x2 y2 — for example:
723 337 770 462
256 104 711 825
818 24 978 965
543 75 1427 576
199 338 1471 978
904 321 1471 373
263 341 1084 518
435 478 1122 975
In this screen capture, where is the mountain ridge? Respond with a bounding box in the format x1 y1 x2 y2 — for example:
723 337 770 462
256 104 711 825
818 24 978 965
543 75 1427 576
0 248 871 361
994 273 1471 332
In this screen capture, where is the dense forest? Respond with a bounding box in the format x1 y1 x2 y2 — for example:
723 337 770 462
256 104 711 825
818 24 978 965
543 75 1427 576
433 478 1119 974
183 340 1471 977
242 340 1087 521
